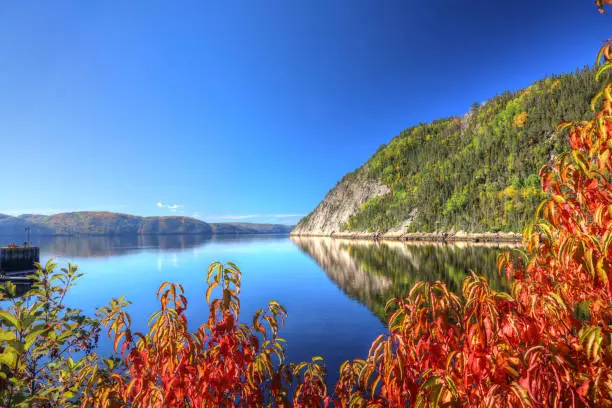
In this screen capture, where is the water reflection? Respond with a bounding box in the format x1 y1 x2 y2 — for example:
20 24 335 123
292 237 517 321
0 234 293 259
0 235 290 260
31 235 212 258
0 234 291 298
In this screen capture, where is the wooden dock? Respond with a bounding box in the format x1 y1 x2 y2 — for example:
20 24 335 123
0 269 36 277
0 246 40 272
0 275 34 283
0 274 35 297
0 245 39 296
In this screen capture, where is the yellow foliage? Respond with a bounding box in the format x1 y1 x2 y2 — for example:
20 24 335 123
513 111 528 128
550 79 561 91
521 186 539 199
503 185 518 199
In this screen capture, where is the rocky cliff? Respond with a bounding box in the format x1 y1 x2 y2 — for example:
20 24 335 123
291 166 390 236
292 67 602 236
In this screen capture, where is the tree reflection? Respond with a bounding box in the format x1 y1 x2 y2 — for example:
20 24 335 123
292 237 516 322
0 234 212 258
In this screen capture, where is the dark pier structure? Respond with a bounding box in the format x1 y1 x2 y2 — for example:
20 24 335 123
0 245 40 275
0 243 40 296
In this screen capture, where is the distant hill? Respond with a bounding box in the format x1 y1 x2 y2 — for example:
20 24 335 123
8 212 213 236
0 212 293 236
293 66 605 236
0 214 54 235
210 223 294 235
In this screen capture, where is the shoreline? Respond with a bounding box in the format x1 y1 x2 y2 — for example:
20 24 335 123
289 231 522 243
0 232 292 237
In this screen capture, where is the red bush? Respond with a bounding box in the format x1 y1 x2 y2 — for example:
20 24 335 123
82 7 612 408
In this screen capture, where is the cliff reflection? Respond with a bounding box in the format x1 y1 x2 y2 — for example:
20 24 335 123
34 235 211 258
292 237 516 322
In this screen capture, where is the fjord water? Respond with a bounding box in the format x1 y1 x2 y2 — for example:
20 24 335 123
19 234 513 384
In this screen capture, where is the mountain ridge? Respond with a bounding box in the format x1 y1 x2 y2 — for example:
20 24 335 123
0 212 293 236
293 66 604 236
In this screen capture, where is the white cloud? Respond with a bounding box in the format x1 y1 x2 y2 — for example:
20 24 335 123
156 202 184 213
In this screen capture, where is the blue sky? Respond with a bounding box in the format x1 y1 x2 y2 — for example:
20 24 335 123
0 1 609 224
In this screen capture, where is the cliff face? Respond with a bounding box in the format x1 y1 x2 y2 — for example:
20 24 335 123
291 167 390 236
293 67 602 235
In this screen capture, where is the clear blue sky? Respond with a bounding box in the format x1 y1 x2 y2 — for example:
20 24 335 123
0 1 609 224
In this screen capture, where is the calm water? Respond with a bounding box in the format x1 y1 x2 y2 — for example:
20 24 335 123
3 234 515 384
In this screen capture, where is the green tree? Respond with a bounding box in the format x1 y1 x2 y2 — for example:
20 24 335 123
0 261 106 407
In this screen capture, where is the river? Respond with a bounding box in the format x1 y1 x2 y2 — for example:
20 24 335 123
2 234 516 385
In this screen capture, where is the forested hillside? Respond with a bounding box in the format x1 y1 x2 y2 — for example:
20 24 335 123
0 212 294 236
210 223 294 235
15 212 214 236
295 66 604 234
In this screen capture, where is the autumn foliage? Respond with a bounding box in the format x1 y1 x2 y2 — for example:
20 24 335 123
73 39 612 407
2 5 612 408
321 40 612 406
78 262 302 407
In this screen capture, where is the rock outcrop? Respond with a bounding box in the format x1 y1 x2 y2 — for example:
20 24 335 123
291 68 602 237
291 167 390 236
